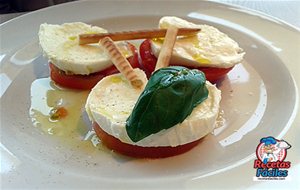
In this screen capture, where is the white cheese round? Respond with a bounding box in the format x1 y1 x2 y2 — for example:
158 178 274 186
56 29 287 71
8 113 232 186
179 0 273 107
85 69 221 147
38 22 133 75
151 16 245 68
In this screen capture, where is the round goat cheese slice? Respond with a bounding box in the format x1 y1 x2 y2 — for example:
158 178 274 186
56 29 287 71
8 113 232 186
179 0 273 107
39 22 133 75
85 69 221 147
151 16 245 68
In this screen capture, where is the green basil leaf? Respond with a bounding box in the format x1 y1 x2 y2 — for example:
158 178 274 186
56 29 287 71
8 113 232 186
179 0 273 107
126 66 208 142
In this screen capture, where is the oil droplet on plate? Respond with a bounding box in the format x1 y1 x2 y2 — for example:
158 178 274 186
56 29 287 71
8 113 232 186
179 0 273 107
29 78 92 142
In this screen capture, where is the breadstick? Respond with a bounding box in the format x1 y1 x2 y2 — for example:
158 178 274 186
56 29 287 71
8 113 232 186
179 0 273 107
99 37 143 88
79 28 200 45
154 26 178 71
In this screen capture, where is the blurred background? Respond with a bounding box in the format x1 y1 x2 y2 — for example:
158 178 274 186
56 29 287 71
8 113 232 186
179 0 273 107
0 0 299 28
0 0 77 13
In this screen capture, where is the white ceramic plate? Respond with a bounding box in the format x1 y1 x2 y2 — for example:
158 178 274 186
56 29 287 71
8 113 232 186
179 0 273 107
1 1 299 189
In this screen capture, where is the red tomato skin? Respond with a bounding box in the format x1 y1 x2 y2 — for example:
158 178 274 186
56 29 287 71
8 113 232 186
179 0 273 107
139 39 157 78
50 63 106 90
50 42 140 90
139 39 234 83
188 66 233 83
93 122 202 158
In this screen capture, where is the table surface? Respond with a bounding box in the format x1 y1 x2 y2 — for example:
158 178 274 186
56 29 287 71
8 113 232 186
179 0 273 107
217 0 300 28
1 0 299 189
1 0 300 28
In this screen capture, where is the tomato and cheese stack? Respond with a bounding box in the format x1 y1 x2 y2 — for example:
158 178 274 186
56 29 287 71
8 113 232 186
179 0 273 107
85 27 222 158
38 22 140 89
140 16 245 82
85 67 221 158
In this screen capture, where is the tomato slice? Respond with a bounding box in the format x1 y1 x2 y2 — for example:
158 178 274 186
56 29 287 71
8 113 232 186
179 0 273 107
139 39 157 78
139 39 233 83
194 66 233 83
50 42 140 90
93 122 202 158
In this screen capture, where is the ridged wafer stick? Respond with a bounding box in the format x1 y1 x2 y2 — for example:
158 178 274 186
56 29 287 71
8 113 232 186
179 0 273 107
154 26 178 71
99 37 143 88
79 28 200 45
